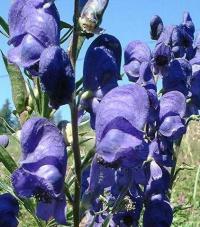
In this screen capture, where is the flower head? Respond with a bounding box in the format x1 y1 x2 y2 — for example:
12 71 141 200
159 91 186 139
39 46 75 109
11 117 67 224
150 15 164 40
143 194 173 227
95 84 149 167
124 41 151 82
0 193 19 227
81 34 121 128
8 0 60 69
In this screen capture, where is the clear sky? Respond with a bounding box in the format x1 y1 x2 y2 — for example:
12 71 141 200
0 0 200 120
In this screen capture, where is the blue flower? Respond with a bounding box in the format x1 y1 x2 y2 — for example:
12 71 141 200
143 194 173 227
80 34 121 128
95 84 149 168
0 193 19 227
8 0 60 70
124 41 152 82
39 46 75 109
11 117 67 224
150 15 164 40
159 91 186 140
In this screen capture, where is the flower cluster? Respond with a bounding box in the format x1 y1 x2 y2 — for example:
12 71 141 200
81 11 200 226
8 0 75 109
3 0 200 225
11 117 67 224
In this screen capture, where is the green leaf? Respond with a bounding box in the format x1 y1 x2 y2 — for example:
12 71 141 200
0 117 16 133
27 80 40 115
1 51 28 114
0 16 9 35
0 145 18 173
60 21 73 30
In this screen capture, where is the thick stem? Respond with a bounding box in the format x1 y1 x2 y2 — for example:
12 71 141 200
69 2 81 226
70 101 81 227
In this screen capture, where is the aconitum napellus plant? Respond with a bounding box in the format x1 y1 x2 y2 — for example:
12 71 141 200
0 0 200 226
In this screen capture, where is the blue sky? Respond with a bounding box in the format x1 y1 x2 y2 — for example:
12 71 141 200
0 0 200 120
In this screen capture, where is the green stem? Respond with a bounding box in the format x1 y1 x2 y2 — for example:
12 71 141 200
70 102 81 227
169 139 182 199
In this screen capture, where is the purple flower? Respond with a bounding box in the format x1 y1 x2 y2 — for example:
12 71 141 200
187 70 200 110
0 135 9 148
143 194 173 227
83 34 121 91
163 59 192 95
150 15 164 40
39 46 75 109
81 34 121 128
112 193 143 227
156 12 194 59
82 155 115 212
159 91 186 139
144 161 170 198
8 0 60 70
95 84 149 167
124 41 152 82
11 117 67 224
180 12 195 39
0 193 19 227
152 43 171 75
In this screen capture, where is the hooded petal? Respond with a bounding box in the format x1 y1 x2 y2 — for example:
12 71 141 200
150 15 164 40
124 41 151 80
11 117 67 223
0 193 19 227
159 115 186 139
96 84 150 144
39 46 75 109
143 194 173 227
159 91 186 120
163 59 192 92
83 34 122 90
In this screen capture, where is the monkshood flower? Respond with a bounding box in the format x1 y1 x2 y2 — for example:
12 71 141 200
152 42 171 75
11 117 67 224
163 59 192 95
150 15 163 40
0 193 19 227
144 161 170 198
143 194 173 227
190 32 200 67
148 139 173 168
79 0 109 36
8 0 60 70
80 34 121 128
156 12 194 59
83 34 122 90
82 155 115 212
0 135 9 148
180 11 195 39
159 91 186 140
95 84 149 168
112 192 143 227
124 41 152 82
39 46 75 109
189 70 200 109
